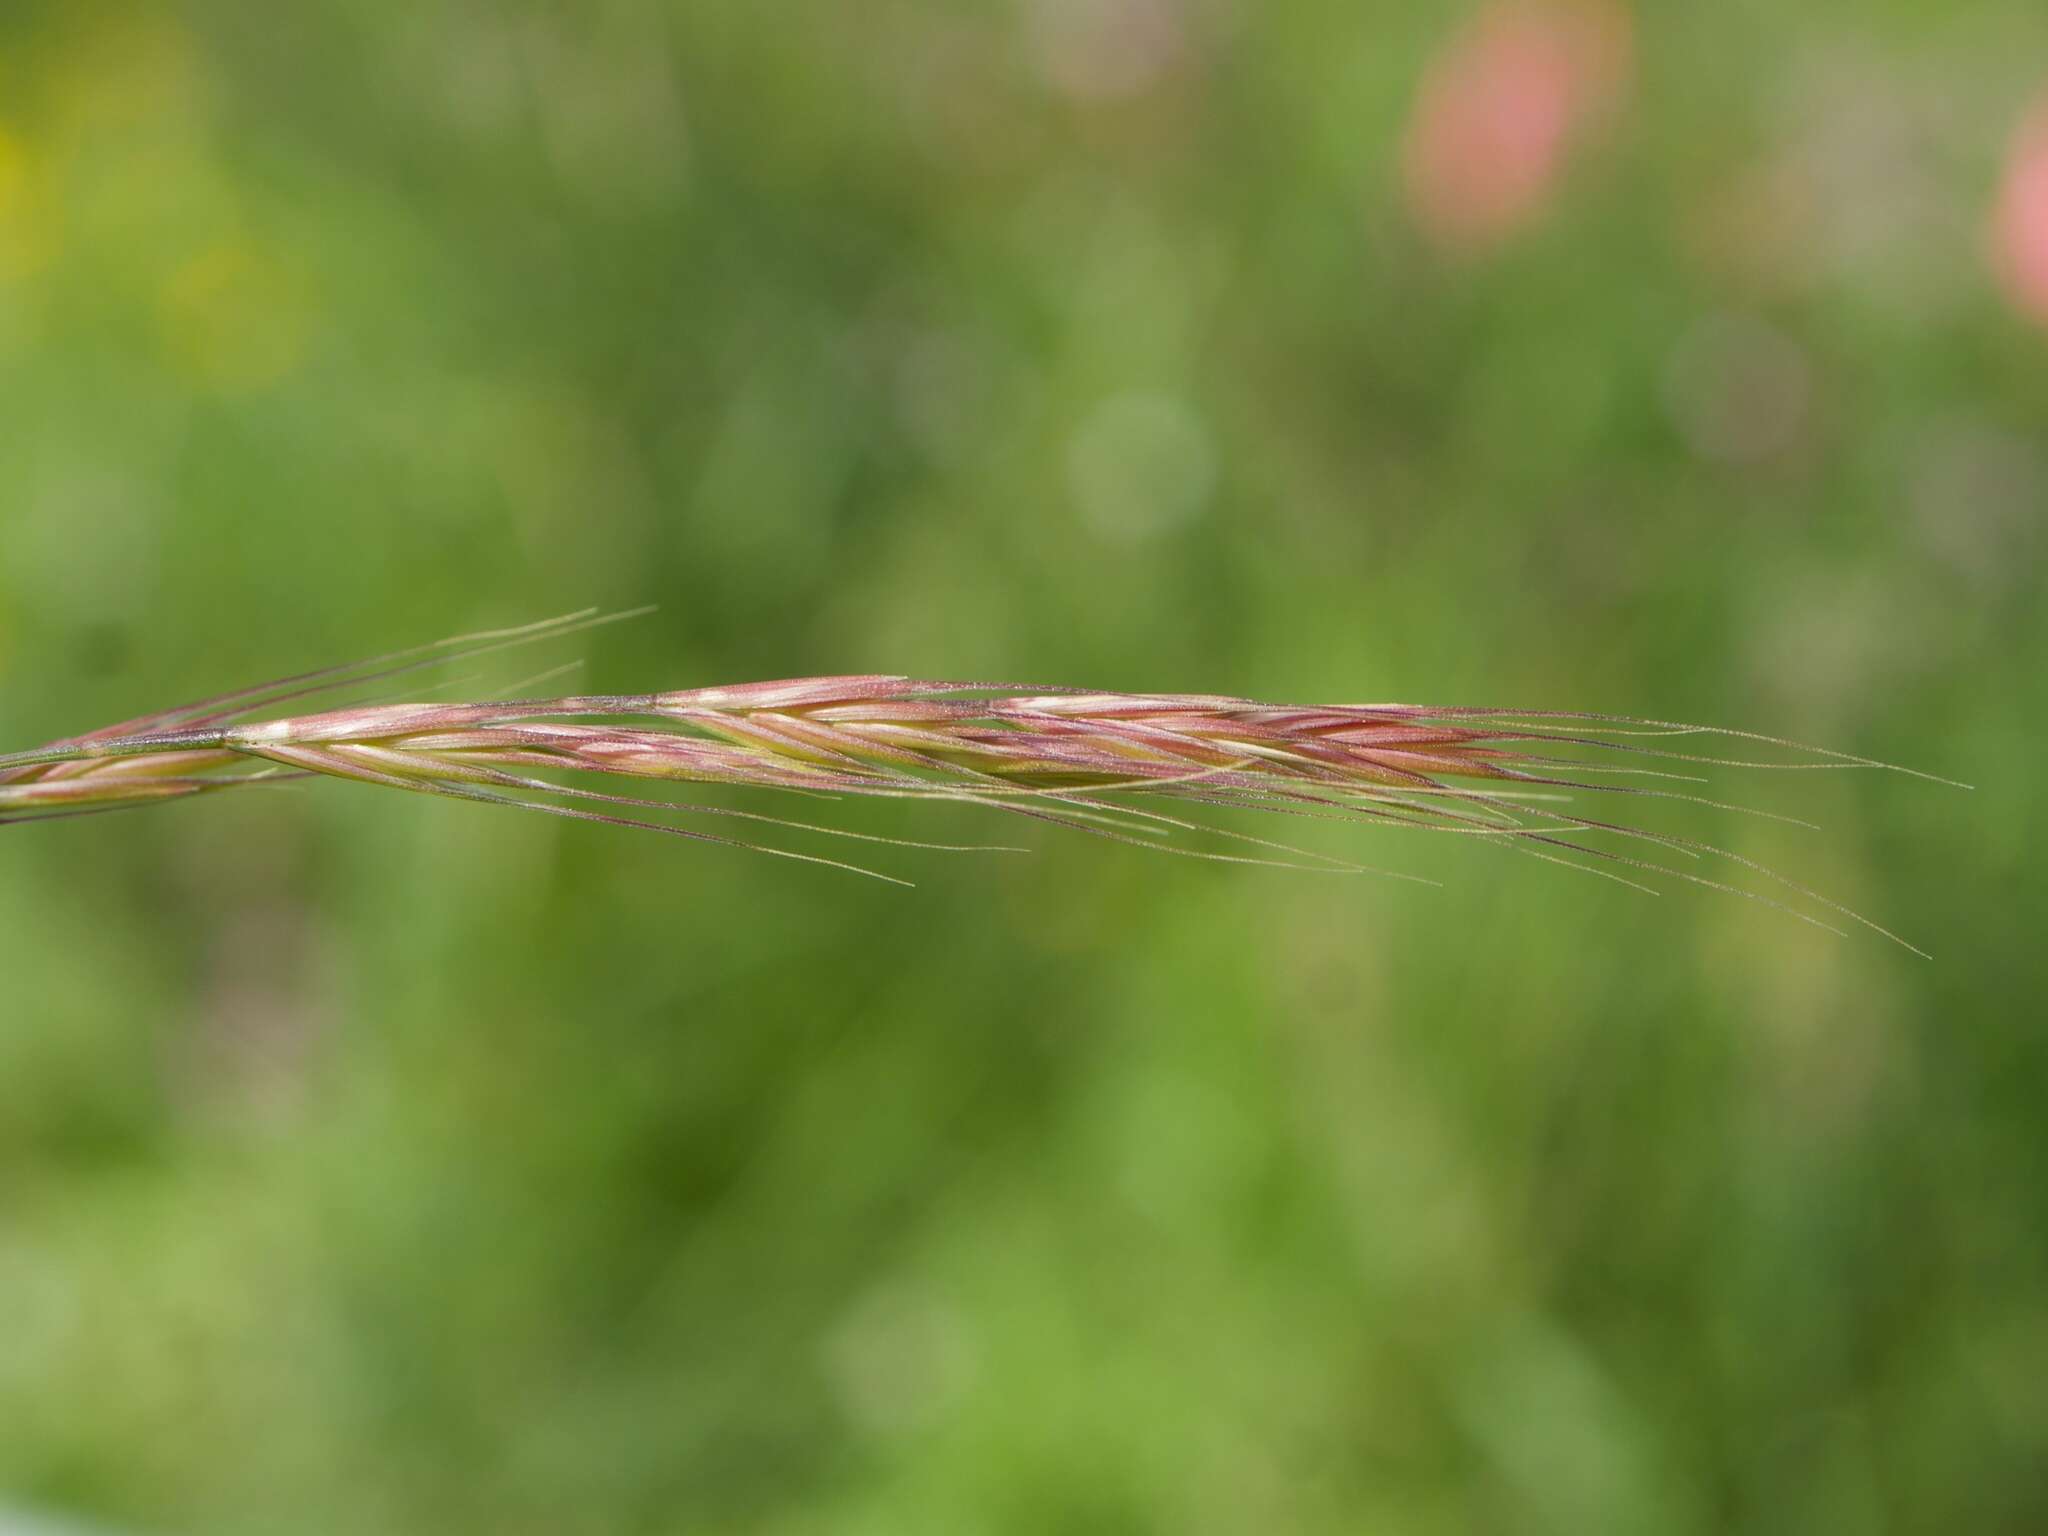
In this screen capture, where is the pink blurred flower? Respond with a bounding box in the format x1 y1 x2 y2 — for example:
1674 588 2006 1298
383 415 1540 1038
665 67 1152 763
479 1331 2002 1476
1402 1 1633 253
1991 95 2048 325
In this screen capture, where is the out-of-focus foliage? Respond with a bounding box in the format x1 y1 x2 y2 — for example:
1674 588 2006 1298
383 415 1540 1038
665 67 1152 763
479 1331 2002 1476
1 3 2043 1532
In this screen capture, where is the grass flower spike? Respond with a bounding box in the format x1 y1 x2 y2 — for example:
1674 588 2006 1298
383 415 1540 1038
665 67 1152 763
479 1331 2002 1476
1 612 1961 953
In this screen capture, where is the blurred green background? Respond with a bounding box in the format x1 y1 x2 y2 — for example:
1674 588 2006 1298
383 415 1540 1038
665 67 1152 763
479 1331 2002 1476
2 2 2044 1532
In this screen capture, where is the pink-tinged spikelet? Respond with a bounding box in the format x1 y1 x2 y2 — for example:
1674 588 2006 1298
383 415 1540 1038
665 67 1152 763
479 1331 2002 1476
1 612 1963 952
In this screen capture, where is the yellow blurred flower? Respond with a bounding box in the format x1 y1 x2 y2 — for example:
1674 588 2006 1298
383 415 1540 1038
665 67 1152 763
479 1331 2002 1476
0 127 61 282
157 239 313 391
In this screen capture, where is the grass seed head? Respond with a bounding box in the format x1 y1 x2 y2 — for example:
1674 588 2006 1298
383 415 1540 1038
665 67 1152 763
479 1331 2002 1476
0 612 1963 952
